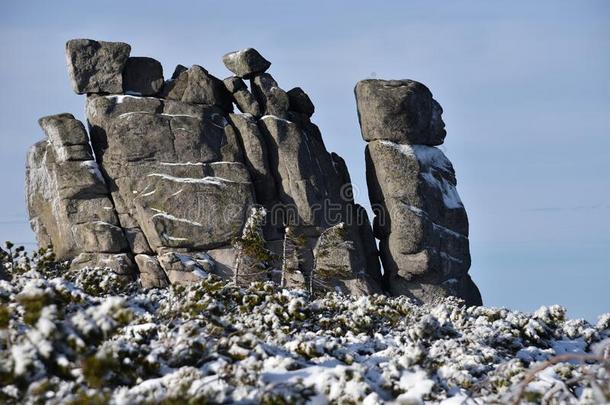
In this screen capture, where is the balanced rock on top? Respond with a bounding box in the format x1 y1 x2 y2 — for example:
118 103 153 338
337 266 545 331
66 39 131 94
222 48 272 78
355 79 446 146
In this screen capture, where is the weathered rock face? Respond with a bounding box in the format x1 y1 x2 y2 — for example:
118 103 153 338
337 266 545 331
160 65 232 110
122 57 164 96
224 77 262 117
26 39 382 295
134 254 169 289
66 39 131 94
26 113 129 265
355 80 446 146
250 73 289 118
312 223 381 296
222 48 271 79
287 87 315 117
356 79 481 305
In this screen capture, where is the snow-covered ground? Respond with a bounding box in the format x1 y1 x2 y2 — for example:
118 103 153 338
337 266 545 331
0 255 608 404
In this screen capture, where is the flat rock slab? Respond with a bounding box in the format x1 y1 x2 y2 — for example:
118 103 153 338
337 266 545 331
71 253 135 279
66 39 131 94
157 252 212 285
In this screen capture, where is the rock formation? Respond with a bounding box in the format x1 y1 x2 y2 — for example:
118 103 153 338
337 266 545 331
355 79 482 305
26 39 382 295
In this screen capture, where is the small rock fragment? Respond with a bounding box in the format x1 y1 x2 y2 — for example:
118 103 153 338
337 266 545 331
71 253 136 278
158 252 212 285
135 254 169 289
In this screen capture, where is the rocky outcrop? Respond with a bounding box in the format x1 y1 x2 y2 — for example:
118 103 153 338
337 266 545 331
356 79 482 305
26 39 382 295
27 39 480 303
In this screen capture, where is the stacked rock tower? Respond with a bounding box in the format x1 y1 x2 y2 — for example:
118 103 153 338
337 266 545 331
26 39 382 295
355 80 482 305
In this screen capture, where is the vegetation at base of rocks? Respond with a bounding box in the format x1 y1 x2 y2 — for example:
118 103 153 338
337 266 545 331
310 223 354 296
0 244 609 404
280 226 307 288
232 207 275 286
1 242 68 280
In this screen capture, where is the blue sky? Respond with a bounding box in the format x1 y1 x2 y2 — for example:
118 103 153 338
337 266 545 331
1 0 608 320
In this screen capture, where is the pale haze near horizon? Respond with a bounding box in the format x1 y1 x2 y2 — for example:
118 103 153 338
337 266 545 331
1 0 608 321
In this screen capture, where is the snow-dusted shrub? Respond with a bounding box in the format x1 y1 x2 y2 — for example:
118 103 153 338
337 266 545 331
0 253 608 404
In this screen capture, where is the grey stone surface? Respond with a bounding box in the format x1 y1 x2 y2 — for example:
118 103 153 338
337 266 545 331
85 95 246 252
222 48 271 79
26 114 130 263
391 274 482 307
287 87 315 117
135 254 169 289
258 115 339 227
71 253 135 278
205 246 238 280
133 165 254 252
355 79 446 146
366 140 471 291
66 39 131 94
28 40 386 298
122 57 164 96
358 78 481 305
38 113 93 162
161 65 232 111
223 76 247 93
354 204 383 285
250 73 289 117
158 252 212 285
313 223 381 296
223 77 262 116
233 90 262 117
229 113 276 204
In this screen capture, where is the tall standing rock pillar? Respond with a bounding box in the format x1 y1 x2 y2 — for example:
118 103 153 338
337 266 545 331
355 79 482 305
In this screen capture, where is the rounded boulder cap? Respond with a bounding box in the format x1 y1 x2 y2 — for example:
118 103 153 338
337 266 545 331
222 48 271 79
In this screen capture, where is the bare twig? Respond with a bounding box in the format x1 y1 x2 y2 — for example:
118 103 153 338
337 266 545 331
510 353 609 405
